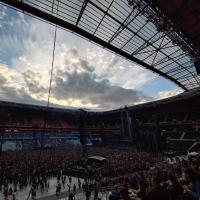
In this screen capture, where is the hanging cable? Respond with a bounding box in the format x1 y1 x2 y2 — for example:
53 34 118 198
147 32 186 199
26 1 59 199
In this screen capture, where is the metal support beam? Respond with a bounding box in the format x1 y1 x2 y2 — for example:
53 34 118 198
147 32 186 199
131 32 160 55
155 52 187 68
151 35 166 65
188 142 199 152
93 0 114 35
120 20 148 50
154 49 182 66
168 138 196 142
76 0 88 26
108 5 147 44
167 63 193 76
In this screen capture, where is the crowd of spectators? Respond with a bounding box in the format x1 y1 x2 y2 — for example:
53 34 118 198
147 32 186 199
0 146 199 200
0 146 82 199
105 154 200 200
86 147 161 177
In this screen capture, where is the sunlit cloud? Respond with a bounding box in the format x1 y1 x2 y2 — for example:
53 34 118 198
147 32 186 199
157 89 183 100
0 5 181 110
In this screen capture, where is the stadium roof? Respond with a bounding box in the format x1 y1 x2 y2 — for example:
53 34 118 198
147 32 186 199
150 0 200 52
0 100 79 114
1 0 200 90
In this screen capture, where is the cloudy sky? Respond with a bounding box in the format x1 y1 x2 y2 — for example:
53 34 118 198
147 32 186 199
0 5 183 110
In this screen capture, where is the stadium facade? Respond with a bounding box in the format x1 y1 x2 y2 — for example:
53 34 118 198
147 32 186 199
0 88 200 153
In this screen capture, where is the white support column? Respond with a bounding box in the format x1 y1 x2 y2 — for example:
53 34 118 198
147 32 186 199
188 142 199 152
180 132 186 139
121 109 125 136
126 109 132 138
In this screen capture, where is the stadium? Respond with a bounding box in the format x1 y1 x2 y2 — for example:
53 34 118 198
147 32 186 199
0 0 200 200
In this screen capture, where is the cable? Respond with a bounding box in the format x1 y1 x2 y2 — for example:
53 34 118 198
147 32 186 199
0 131 4 160
26 1 59 199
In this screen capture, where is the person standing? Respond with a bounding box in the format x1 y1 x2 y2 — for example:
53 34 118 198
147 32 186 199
69 176 72 184
78 178 81 189
31 187 36 200
69 192 74 200
73 184 76 194
86 189 91 200
94 187 99 200
67 183 71 192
